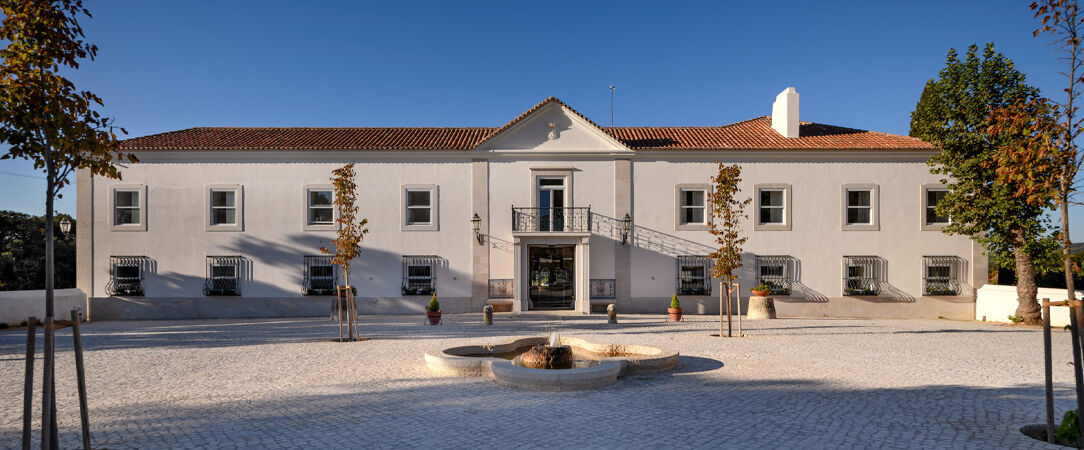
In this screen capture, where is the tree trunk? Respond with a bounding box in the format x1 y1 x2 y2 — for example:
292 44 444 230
1061 175 1076 301
1013 229 1042 325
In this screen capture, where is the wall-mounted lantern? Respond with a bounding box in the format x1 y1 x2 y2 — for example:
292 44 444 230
620 213 631 245
59 217 72 235
471 213 484 245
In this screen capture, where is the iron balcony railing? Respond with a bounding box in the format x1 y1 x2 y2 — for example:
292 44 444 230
512 206 591 233
923 255 965 296
107 256 148 296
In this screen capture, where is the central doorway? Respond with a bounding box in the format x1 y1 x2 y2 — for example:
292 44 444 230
528 245 575 309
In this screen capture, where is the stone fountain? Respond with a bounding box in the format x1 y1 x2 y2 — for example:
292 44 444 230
518 332 573 369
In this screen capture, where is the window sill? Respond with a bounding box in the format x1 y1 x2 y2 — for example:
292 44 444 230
401 223 439 232
303 223 337 232
206 224 243 232
921 223 949 231
110 224 147 232
842 224 879 231
754 223 791 231
675 223 710 231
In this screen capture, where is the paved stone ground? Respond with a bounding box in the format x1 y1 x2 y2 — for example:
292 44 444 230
0 314 1077 449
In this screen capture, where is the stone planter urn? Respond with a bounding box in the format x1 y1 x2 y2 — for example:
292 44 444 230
426 310 442 325
747 296 777 320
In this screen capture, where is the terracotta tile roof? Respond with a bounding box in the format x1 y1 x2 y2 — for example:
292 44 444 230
120 99 933 152
603 117 933 150
119 127 497 150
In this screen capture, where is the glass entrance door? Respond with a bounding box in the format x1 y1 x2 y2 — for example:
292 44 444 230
528 246 575 309
537 178 565 231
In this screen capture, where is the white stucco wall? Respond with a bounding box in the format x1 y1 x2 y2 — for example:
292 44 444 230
0 288 86 325
976 284 1080 326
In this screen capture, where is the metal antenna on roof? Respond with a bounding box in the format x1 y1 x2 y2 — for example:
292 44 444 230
609 85 616 127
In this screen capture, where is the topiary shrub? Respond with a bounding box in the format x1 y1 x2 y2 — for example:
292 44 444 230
426 294 440 313
670 294 680 309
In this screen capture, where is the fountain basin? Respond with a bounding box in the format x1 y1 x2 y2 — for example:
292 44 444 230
424 336 678 391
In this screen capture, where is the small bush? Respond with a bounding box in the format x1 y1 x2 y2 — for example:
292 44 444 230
753 282 771 292
1057 409 1080 445
426 294 440 312
670 295 680 309
1008 315 1024 324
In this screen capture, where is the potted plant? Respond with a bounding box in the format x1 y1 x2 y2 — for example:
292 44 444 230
668 294 683 322
751 283 771 297
425 294 442 325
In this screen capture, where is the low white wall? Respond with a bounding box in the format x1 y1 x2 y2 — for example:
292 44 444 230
976 285 1081 326
0 288 87 325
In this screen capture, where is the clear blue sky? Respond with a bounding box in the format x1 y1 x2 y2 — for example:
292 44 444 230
0 0 1079 234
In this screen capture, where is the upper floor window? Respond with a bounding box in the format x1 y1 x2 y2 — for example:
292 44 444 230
676 255 711 295
308 189 334 225
842 184 879 231
675 184 710 230
754 184 791 231
402 185 439 231
206 185 243 231
922 184 950 230
107 256 147 296
402 255 439 295
111 185 147 231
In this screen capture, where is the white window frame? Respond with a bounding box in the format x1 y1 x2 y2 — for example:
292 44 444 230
110 184 147 231
841 183 879 231
754 183 792 231
675 184 710 231
303 184 336 231
206 184 243 232
921 184 950 231
401 185 439 231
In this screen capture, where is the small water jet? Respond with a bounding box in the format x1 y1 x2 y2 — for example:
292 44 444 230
519 331 573 369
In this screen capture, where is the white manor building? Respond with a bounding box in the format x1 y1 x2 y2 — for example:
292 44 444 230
76 89 985 320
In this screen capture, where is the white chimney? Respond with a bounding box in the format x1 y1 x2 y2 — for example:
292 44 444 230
771 87 800 138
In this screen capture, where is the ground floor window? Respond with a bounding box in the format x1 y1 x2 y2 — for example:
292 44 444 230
842 255 883 296
489 279 514 298
402 255 438 295
590 279 615 299
755 255 796 295
304 255 335 295
677 255 711 295
204 256 242 296
923 255 964 296
107 256 147 296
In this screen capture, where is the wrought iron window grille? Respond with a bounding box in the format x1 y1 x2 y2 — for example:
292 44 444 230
107 256 148 296
676 255 712 296
755 255 796 295
512 206 592 232
402 255 439 296
923 255 964 296
204 256 243 296
842 255 884 296
303 255 336 295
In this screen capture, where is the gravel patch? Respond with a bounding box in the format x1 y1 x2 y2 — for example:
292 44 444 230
0 314 1074 449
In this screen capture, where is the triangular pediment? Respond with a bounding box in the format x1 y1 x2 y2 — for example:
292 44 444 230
475 98 630 152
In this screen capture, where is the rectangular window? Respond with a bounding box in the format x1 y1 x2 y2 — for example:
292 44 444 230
107 256 147 296
679 189 706 225
307 189 334 225
759 189 785 224
590 279 616 299
304 255 335 295
842 256 882 296
204 256 242 296
755 255 796 295
925 189 949 225
114 189 141 226
402 255 439 295
406 190 431 224
676 255 711 295
846 190 872 225
210 189 237 226
923 255 964 295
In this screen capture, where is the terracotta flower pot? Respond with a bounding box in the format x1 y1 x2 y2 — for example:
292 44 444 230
751 290 771 297
426 310 442 325
668 307 683 322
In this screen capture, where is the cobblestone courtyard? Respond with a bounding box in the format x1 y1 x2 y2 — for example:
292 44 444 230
0 314 1077 448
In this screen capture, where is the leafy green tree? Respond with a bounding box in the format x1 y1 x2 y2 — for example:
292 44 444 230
0 210 75 291
910 43 1051 325
0 1 133 442
708 162 750 337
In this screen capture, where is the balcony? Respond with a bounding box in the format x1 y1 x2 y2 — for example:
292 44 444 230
512 207 591 233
